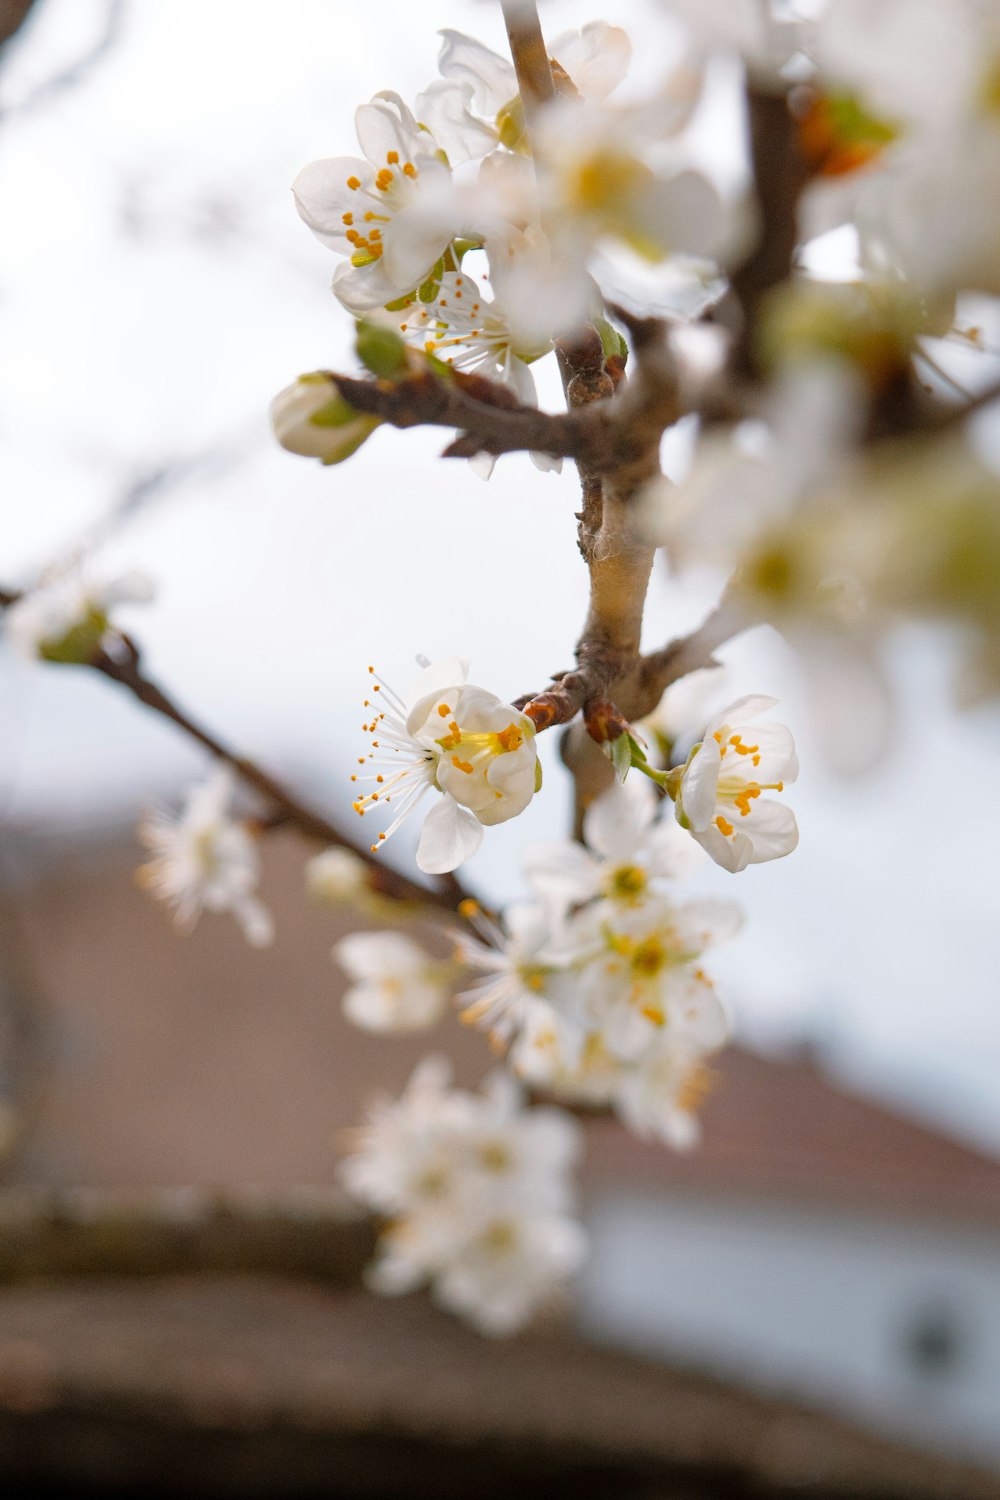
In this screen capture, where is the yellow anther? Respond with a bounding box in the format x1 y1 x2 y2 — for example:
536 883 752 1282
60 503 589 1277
715 814 735 837
342 212 354 226
386 150 399 165
375 168 393 191
345 229 360 244
458 898 480 919
347 176 361 191
402 161 416 177
495 723 523 753
734 784 761 817
641 1005 665 1026
451 755 474 774
437 703 451 717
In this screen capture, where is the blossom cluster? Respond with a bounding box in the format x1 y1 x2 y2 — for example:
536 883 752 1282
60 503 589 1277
336 688 796 1141
341 1056 586 1336
272 20 745 470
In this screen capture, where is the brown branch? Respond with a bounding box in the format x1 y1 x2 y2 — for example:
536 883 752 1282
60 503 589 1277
0 0 36 52
501 0 556 119
725 85 808 379
0 593 471 915
332 368 595 465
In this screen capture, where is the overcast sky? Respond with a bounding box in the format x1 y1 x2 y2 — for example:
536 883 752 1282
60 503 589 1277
2 0 999 1147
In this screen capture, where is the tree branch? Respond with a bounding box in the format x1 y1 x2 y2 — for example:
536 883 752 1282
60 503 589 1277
0 594 472 914
725 85 808 379
501 0 556 119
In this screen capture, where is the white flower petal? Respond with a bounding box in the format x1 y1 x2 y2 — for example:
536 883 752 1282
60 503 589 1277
292 157 371 247
551 22 631 100
678 737 722 831
355 98 421 170
693 822 754 873
583 776 657 861
523 841 600 907
416 795 484 873
743 800 799 863
416 78 499 165
436 29 517 116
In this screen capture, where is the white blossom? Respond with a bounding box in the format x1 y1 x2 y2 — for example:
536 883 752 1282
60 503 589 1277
342 1058 586 1335
809 0 987 138
613 1041 718 1150
400 270 548 402
5 564 153 664
524 775 700 915
533 94 734 269
454 899 574 1045
293 93 465 313
671 695 799 872
429 1211 587 1337
333 930 450 1034
572 896 736 1061
351 656 539 875
136 767 274 947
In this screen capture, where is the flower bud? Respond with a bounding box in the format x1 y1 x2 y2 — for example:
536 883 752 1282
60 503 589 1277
270 373 381 464
306 846 370 904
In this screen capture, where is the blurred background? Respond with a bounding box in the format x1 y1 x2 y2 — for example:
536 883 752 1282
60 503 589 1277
0 1 998 1494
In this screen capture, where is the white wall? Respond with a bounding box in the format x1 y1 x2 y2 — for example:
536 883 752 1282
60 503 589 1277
578 1189 1000 1465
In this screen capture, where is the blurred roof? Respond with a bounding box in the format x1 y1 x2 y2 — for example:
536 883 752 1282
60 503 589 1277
584 1043 1000 1227
0 1268 997 1499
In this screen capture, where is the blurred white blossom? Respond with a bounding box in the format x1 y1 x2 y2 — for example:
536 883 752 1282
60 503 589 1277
342 1057 586 1335
5 564 153 664
137 768 273 947
333 930 451 1033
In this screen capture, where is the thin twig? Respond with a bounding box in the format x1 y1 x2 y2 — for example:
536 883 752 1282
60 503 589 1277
501 0 555 119
0 595 471 914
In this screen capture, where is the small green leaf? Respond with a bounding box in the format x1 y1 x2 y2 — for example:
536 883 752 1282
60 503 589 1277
608 733 632 782
602 731 669 788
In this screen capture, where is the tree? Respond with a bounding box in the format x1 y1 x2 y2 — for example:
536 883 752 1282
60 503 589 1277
3 0 998 1333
